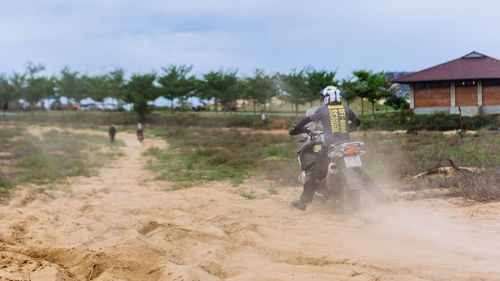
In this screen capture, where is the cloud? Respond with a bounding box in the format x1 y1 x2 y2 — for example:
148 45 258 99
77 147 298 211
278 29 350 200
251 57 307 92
1 0 500 78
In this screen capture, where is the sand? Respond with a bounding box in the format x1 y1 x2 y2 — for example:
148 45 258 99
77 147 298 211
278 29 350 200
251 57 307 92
1 128 500 280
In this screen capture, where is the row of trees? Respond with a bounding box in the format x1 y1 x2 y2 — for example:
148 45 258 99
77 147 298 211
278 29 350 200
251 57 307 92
0 63 403 120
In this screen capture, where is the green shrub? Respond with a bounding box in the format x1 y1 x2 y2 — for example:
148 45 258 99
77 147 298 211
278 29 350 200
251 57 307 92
359 112 498 131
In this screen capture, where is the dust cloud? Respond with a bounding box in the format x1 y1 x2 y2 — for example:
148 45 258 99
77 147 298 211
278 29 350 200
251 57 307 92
359 200 500 260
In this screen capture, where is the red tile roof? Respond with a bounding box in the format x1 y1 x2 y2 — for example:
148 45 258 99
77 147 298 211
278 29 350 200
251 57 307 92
391 52 500 83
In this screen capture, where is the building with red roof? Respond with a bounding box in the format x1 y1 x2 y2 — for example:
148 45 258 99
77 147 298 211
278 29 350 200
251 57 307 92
391 51 500 115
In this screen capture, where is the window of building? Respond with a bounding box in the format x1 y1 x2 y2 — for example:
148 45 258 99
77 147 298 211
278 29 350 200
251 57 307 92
414 81 450 88
455 80 477 87
482 79 500 86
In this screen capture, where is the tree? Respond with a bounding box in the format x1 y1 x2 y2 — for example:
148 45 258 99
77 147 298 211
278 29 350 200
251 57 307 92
9 72 27 107
158 65 196 111
23 62 54 107
352 70 371 115
198 69 241 112
305 67 337 107
339 78 357 106
124 72 157 122
378 83 399 113
243 69 279 114
278 69 308 116
352 70 395 115
57 67 87 103
366 72 396 114
83 75 111 105
107 68 127 104
0 75 16 108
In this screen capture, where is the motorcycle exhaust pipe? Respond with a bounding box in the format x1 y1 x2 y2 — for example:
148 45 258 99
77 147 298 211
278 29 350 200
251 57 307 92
328 162 339 175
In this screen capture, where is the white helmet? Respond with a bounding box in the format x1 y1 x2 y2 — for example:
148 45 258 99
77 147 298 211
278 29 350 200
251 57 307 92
321 86 341 105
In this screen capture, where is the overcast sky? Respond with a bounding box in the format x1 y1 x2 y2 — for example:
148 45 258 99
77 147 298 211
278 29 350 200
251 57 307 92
2 0 500 79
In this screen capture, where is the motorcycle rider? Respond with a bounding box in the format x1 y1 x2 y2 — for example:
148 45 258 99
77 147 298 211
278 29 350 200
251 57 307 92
137 123 143 141
289 86 361 211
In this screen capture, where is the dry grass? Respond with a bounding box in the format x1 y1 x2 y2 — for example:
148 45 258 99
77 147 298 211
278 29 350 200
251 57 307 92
445 168 500 201
361 130 500 202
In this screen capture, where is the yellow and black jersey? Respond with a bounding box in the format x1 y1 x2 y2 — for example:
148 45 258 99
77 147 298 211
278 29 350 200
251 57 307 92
308 104 358 145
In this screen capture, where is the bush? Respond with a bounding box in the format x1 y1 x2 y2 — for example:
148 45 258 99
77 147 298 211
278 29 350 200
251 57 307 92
384 95 410 110
359 112 499 131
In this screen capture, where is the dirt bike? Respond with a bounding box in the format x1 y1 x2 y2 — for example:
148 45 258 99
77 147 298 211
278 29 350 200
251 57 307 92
297 127 366 211
137 130 144 142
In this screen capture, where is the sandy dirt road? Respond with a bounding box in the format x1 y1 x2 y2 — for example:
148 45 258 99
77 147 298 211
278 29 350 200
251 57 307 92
1 128 500 281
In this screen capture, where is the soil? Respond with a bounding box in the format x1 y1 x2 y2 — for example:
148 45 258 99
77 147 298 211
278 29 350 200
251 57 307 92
1 127 500 280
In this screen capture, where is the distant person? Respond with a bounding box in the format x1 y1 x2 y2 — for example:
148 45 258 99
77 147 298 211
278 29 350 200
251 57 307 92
109 124 116 143
137 123 144 142
261 111 268 126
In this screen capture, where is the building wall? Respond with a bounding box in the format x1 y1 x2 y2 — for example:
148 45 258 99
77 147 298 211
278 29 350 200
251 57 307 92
414 88 450 107
409 80 500 115
450 106 480 116
481 106 500 114
482 85 500 106
455 86 477 106
413 107 450 114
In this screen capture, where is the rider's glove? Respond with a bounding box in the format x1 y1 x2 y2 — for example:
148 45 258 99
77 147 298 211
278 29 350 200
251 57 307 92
289 126 309 135
289 117 312 135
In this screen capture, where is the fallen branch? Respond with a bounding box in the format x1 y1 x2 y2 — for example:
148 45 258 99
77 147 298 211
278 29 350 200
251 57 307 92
404 166 484 182
447 158 460 171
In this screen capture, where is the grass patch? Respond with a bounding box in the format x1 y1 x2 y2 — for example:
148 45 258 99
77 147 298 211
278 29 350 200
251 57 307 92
0 172 13 194
18 153 61 184
0 127 125 193
239 190 257 200
267 187 278 195
147 124 499 201
146 126 299 188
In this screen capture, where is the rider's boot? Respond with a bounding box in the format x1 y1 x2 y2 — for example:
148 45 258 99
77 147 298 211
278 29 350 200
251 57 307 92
292 173 317 211
291 199 307 211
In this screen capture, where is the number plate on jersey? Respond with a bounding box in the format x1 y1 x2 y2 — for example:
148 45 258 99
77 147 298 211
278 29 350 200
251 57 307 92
344 155 362 168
